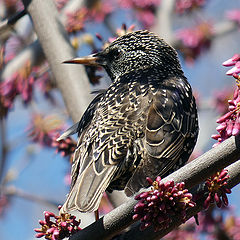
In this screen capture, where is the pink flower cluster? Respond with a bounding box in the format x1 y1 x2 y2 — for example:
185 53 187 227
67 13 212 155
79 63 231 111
0 61 34 109
212 87 240 146
3 36 22 63
212 54 240 146
204 169 231 209
226 9 240 26
213 88 234 115
34 207 81 240
34 68 54 99
51 134 76 157
175 0 206 14
66 8 88 33
227 216 240 240
66 1 114 33
27 114 65 147
118 0 161 28
176 22 213 63
119 0 160 8
133 176 195 231
165 224 198 240
87 0 114 22
222 54 240 76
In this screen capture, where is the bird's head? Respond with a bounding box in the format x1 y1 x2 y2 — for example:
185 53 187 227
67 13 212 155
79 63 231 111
64 30 182 79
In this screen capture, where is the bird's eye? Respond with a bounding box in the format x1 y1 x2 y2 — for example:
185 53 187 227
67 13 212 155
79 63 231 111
108 48 122 61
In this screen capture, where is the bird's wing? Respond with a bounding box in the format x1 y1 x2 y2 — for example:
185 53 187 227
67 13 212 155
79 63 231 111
57 92 105 141
125 78 198 196
61 82 148 213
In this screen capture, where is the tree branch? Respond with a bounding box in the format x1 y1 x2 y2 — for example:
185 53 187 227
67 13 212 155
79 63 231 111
21 0 92 122
69 135 240 240
2 186 60 208
151 0 176 44
119 160 240 240
0 9 27 41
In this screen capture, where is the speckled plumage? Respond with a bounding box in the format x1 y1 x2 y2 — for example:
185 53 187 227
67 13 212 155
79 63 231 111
61 30 199 213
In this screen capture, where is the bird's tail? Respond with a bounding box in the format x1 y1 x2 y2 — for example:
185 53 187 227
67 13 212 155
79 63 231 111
60 162 117 214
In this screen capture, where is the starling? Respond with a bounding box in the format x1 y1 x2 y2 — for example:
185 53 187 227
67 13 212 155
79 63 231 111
60 30 199 213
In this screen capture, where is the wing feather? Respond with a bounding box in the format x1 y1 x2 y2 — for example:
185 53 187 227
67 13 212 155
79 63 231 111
61 81 148 213
125 78 198 196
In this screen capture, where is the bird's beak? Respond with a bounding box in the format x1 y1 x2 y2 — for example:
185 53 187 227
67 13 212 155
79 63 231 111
63 54 100 66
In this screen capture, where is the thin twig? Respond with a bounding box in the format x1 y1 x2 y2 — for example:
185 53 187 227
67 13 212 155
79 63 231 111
3 186 60 208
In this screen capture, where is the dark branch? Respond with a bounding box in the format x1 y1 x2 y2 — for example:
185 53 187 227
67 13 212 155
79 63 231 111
0 10 27 42
8 9 27 25
0 9 27 39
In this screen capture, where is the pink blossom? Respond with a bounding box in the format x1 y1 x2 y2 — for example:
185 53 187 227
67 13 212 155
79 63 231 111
227 216 240 240
133 176 195 231
51 133 76 157
32 64 57 103
118 0 161 28
118 0 160 8
34 207 81 240
204 169 231 209
197 209 216 233
177 28 201 48
226 62 240 76
226 9 240 25
176 22 213 63
212 87 240 146
27 114 65 146
175 0 206 14
136 10 156 29
165 227 199 240
223 53 240 82
213 87 234 114
88 0 114 22
222 54 240 67
66 8 88 33
0 61 35 109
4 36 22 63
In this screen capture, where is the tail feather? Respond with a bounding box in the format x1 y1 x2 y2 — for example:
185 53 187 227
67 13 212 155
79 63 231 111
61 162 117 213
57 122 80 141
